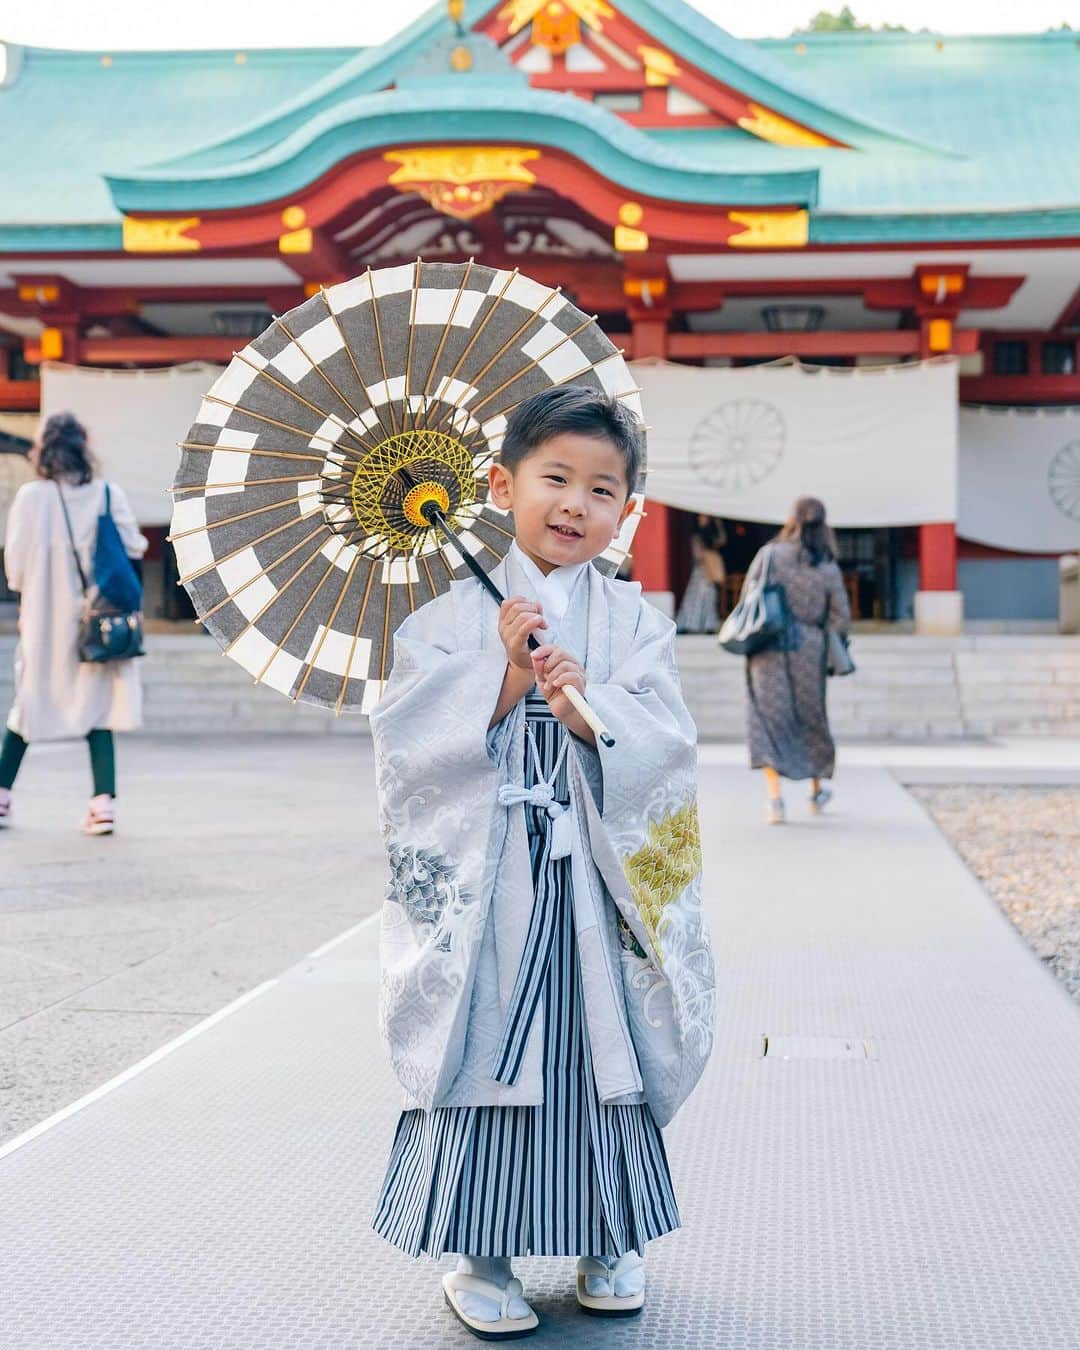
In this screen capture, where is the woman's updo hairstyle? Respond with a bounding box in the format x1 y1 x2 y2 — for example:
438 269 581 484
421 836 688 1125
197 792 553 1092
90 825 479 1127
778 494 836 566
33 412 95 485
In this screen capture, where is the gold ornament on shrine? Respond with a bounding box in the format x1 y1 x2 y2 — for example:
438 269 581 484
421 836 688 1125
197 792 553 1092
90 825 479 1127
498 0 612 37
532 2 581 53
384 147 540 221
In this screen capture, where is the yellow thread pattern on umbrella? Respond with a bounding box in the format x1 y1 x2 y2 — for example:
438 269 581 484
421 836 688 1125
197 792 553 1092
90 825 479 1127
349 428 477 552
623 795 701 960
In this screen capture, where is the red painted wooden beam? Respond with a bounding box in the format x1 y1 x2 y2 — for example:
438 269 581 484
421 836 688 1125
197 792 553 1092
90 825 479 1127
863 275 1024 312
24 335 238 364
661 329 979 358
960 373 1080 404
0 380 42 411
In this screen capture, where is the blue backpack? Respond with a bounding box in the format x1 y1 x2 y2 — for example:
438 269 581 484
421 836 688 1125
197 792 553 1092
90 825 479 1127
93 484 142 613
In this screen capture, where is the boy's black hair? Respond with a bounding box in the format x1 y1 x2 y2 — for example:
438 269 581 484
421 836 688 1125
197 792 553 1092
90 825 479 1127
498 384 644 498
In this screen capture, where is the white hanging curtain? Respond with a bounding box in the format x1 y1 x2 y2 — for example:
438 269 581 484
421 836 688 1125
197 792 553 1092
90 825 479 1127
958 405 1080 554
631 357 958 528
39 361 222 526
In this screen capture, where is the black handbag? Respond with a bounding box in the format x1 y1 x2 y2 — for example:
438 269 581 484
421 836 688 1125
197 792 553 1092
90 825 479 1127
718 544 794 656
56 481 145 664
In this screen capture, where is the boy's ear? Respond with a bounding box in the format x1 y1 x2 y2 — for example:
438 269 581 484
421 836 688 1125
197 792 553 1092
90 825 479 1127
488 461 514 509
615 492 638 536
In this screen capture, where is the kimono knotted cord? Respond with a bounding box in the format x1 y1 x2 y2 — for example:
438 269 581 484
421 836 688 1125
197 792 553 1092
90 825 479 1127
497 721 573 860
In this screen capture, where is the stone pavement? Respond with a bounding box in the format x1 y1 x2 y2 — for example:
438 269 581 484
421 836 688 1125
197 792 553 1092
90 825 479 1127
3 752 1080 1348
0 735 379 1143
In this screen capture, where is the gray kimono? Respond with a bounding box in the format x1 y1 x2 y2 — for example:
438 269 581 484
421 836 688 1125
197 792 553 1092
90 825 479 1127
369 552 716 1129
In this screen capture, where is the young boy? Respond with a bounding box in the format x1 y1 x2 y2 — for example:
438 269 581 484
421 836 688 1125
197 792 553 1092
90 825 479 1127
370 385 715 1339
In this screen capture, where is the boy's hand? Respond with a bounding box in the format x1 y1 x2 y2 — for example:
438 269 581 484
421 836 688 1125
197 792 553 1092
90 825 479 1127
498 596 547 671
532 644 586 723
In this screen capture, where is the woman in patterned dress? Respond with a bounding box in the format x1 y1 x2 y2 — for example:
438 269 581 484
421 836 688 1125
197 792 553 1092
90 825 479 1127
742 496 850 824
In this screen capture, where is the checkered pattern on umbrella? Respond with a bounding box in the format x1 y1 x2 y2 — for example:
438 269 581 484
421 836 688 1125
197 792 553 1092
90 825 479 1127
170 260 646 713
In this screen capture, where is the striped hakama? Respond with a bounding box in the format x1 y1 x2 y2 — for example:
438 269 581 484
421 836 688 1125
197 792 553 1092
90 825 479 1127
372 694 681 1259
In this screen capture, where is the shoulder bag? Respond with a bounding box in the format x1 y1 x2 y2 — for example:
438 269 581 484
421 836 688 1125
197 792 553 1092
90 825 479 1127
56 481 145 663
718 544 793 656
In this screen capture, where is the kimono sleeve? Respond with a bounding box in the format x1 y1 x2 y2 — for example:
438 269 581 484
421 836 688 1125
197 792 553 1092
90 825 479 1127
571 596 714 1126
579 597 697 823
367 589 513 1108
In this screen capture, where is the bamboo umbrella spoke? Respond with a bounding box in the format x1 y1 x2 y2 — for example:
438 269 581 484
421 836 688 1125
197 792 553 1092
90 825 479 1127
198 523 329 623
318 288 397 447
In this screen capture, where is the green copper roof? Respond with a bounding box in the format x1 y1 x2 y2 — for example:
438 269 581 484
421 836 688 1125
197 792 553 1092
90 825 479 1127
107 80 820 215
2 4 1080 251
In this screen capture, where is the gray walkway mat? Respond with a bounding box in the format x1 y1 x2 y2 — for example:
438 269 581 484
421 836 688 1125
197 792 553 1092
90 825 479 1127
2 767 1079 1348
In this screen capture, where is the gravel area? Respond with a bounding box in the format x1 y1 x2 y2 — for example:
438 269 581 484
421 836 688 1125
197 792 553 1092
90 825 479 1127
913 785 1080 1004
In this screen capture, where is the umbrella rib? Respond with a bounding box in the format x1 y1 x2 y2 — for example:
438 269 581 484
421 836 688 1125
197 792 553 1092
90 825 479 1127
196 523 329 623
272 316 380 452
177 440 339 466
230 352 373 458
426 267 519 434
472 514 516 542
318 287 397 446
466 313 597 418
293 544 365 703
402 258 421 435
201 395 362 464
417 551 440 605
334 555 379 715
367 267 398 437
430 281 561 438
178 514 332 586
378 562 393 686
255 542 348 689
168 491 320 542
169 472 319 494
420 257 474 417
224 535 333 653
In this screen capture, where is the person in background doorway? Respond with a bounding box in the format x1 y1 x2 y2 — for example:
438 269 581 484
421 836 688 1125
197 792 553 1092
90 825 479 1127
742 496 850 824
0 412 147 835
675 513 727 633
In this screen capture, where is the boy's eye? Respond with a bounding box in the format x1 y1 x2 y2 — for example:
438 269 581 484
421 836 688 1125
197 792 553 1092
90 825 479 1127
544 475 566 484
593 487 613 497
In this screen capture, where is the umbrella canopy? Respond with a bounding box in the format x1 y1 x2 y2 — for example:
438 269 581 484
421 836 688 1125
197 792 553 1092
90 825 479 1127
170 260 645 713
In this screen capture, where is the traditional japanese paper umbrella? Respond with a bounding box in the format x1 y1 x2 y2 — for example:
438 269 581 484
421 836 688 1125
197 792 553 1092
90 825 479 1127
169 260 645 732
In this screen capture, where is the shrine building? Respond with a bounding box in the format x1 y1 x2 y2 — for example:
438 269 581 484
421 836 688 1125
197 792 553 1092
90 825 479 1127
1 0 1079 632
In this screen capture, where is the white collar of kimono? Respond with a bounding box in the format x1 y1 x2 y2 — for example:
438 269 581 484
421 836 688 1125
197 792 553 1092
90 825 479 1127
507 539 589 623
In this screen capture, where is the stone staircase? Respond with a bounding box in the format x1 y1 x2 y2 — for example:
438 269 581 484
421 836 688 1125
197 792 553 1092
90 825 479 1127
0 632 1078 740
681 634 1080 740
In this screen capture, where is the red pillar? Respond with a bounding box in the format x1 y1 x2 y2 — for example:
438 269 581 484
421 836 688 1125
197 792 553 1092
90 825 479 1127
918 522 958 591
624 263 674 593
630 499 673 593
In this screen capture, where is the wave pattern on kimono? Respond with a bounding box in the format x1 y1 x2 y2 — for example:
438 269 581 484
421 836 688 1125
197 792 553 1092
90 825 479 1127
372 696 680 1258
369 552 716 1129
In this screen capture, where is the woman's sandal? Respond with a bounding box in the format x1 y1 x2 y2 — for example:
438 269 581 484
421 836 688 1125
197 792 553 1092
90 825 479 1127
575 1253 646 1317
441 1270 539 1340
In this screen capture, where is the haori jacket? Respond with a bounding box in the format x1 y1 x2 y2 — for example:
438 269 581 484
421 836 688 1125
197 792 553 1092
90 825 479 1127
369 548 716 1128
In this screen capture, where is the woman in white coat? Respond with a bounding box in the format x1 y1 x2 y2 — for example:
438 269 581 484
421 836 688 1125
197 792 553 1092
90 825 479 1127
0 413 147 834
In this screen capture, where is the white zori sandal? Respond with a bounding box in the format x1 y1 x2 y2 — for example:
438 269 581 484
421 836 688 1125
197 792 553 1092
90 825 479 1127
575 1251 646 1316
441 1267 539 1341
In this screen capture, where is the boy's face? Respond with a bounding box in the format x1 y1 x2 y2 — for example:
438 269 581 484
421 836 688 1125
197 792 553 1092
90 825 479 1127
488 432 636 576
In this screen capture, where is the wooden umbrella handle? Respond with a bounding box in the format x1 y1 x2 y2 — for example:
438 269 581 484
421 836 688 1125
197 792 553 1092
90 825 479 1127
560 684 616 749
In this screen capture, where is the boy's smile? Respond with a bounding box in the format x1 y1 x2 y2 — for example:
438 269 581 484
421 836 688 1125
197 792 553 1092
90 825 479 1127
487 431 636 576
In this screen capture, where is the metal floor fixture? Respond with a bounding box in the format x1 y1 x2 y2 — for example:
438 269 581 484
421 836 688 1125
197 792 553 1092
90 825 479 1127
2 766 1080 1348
